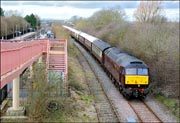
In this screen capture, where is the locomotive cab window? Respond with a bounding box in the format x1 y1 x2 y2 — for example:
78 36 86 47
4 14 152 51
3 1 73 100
138 68 148 75
126 68 136 75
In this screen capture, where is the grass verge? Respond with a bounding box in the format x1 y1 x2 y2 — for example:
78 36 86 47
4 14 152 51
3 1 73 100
154 94 179 121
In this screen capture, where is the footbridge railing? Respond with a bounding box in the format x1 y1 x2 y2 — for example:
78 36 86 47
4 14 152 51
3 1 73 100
0 39 48 89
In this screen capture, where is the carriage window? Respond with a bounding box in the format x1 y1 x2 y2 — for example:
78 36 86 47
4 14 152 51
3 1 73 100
138 68 148 75
126 68 136 75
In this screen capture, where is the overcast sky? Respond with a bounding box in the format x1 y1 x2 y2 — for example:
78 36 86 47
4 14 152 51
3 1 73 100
1 1 179 22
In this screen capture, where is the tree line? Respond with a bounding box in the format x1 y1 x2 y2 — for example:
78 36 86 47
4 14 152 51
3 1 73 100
0 7 41 38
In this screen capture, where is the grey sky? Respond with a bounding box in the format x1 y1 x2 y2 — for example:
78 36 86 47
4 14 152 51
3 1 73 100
1 1 179 21
1 1 179 9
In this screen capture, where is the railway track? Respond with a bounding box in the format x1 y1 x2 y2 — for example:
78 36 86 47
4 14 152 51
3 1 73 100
128 100 162 122
73 39 120 122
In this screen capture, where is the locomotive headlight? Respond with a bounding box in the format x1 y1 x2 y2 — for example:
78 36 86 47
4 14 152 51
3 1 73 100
138 84 140 87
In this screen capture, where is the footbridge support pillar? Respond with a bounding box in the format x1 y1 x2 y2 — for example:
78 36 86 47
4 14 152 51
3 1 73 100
38 55 43 63
30 64 33 78
12 77 20 110
6 76 25 116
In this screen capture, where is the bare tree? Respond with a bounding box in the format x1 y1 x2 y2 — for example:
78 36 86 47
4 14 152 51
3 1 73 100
5 10 22 17
34 14 41 27
134 1 164 23
1 17 6 37
0 15 30 38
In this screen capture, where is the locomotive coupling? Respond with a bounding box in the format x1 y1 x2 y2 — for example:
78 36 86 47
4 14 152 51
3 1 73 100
144 88 149 95
132 90 138 98
123 88 132 97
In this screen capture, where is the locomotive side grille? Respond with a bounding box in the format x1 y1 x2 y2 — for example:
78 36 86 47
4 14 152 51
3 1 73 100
130 61 142 64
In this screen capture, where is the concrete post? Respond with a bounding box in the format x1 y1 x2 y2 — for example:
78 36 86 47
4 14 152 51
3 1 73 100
38 55 42 63
30 64 33 78
13 76 20 110
6 76 25 116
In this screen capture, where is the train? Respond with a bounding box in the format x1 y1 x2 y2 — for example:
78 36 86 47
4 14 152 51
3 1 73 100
63 25 149 99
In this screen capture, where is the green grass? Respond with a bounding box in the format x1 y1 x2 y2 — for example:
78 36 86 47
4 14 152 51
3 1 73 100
1 119 28 123
154 94 179 121
68 61 85 92
68 40 86 93
44 97 79 122
80 95 94 104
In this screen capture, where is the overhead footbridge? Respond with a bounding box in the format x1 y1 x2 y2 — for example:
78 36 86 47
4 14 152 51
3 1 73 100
0 39 68 113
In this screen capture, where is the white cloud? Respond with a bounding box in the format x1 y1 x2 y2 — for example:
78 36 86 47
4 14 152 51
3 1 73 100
124 8 136 22
124 8 179 22
163 9 179 22
3 5 100 20
2 2 179 22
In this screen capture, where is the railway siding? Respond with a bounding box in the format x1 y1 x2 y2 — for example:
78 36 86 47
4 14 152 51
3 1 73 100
76 40 119 122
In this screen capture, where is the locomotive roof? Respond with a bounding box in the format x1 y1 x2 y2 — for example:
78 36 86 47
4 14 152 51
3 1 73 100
105 47 147 67
92 39 111 51
104 47 124 58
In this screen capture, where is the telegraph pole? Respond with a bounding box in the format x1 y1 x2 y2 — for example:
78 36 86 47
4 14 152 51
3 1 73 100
5 24 7 40
23 24 24 35
16 25 18 37
13 24 14 38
